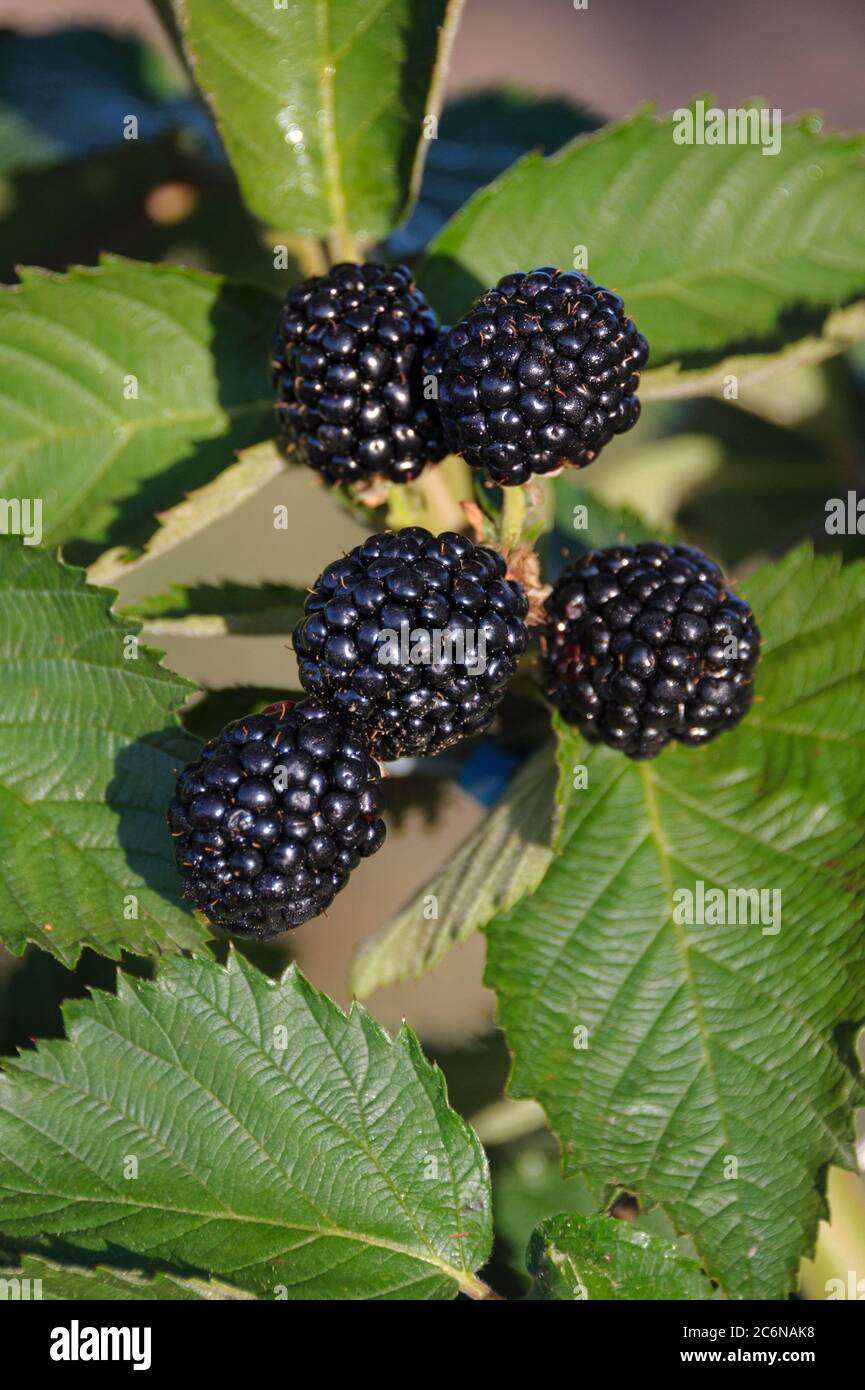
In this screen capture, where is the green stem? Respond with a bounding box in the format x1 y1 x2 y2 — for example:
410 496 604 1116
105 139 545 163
385 482 419 530
500 485 527 551
276 236 329 279
469 1097 546 1147
326 229 361 265
418 467 466 534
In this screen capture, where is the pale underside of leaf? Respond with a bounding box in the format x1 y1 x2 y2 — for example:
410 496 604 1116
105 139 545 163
120 580 308 640
640 300 865 401
0 1253 256 1300
87 440 285 589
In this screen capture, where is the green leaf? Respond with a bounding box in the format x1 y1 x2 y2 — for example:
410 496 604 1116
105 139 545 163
87 440 285 589
177 0 463 243
527 1214 713 1301
0 541 209 967
123 581 307 638
485 547 865 1299
0 1253 253 1301
551 483 659 554
640 301 865 401
351 743 559 999
0 952 494 1301
420 108 865 368
0 257 276 560
670 402 850 569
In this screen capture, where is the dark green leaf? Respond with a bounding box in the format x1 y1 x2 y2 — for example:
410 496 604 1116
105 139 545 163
0 953 494 1300
0 541 208 966
421 108 865 368
486 547 865 1298
0 257 276 560
390 87 597 258
527 1214 713 1300
0 30 215 176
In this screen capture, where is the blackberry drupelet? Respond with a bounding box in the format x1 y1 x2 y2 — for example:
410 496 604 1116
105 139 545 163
168 700 386 939
293 527 530 760
432 266 648 486
541 542 760 759
272 261 445 485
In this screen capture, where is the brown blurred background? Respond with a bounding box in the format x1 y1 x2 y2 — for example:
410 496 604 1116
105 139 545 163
2 0 864 125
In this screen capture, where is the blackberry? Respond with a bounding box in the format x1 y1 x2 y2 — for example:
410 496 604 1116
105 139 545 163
167 700 386 938
272 261 445 485
432 266 648 486
293 527 529 760
541 542 760 760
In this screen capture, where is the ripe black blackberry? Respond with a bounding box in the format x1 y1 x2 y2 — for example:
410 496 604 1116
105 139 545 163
432 266 648 486
272 261 445 485
541 542 760 760
293 527 530 760
167 700 386 939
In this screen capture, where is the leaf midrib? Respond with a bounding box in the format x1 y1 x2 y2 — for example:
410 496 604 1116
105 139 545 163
637 761 753 1297
1 1001 486 1299
1 1176 481 1296
317 0 350 250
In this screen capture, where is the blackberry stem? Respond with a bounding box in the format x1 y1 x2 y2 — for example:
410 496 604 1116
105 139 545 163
280 236 329 279
326 228 362 264
386 482 419 530
500 484 527 552
417 467 466 533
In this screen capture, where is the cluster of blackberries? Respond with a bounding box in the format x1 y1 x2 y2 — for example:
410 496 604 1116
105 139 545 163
169 529 529 939
172 266 754 938
272 262 646 488
541 542 760 760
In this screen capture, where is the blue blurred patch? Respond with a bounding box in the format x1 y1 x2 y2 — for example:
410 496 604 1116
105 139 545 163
0 30 221 174
457 740 521 808
388 89 597 261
